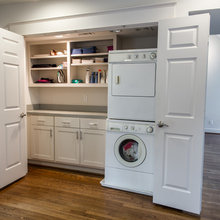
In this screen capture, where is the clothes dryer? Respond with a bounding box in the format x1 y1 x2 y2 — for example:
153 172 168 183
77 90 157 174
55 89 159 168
108 49 157 121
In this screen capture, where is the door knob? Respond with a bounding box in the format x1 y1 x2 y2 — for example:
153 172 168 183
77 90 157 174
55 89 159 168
157 121 168 128
20 112 26 118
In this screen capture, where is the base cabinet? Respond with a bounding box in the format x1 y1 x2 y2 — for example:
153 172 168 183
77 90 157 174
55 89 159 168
80 129 105 168
29 115 106 170
30 125 54 161
55 127 80 165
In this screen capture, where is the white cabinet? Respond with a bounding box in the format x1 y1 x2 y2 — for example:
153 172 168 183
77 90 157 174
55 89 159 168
29 115 106 169
30 115 54 161
30 125 54 161
80 129 105 168
55 117 80 165
54 117 106 169
55 127 80 165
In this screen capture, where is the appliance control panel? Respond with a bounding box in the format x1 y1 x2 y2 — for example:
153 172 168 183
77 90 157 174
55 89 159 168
107 120 155 134
109 49 157 63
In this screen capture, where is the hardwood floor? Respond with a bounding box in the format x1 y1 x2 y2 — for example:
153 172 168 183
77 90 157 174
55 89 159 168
0 133 219 220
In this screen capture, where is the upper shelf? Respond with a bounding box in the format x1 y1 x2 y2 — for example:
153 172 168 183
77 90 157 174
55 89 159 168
71 52 108 57
31 55 67 59
71 63 108 67
31 67 67 71
29 83 108 88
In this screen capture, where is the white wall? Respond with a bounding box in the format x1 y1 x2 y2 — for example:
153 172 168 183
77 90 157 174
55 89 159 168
38 88 107 106
0 0 219 36
205 35 220 133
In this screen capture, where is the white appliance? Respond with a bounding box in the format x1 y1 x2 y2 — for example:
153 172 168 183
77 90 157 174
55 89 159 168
101 119 155 195
108 49 157 121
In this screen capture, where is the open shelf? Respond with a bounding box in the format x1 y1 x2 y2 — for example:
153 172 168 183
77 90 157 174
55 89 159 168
71 52 108 57
31 67 67 71
31 55 67 59
29 83 108 88
71 63 108 67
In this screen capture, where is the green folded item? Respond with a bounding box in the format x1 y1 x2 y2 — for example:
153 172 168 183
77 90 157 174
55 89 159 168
71 79 83 83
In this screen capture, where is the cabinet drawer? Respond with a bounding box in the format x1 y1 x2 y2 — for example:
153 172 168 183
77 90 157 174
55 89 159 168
55 117 79 128
31 115 54 126
80 118 106 130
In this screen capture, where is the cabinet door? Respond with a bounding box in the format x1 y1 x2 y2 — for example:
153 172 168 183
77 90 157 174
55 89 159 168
30 125 54 161
55 127 80 164
153 14 210 214
80 129 105 168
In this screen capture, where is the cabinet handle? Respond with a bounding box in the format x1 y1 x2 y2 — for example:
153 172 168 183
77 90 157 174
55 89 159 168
62 121 70 124
50 129 53 137
89 122 97 126
115 75 120 84
76 131 79 140
80 131 82 140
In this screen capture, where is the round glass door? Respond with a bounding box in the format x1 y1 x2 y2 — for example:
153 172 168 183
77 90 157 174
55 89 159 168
114 134 146 167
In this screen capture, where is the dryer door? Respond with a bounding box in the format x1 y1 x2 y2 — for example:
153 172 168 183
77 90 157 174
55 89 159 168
114 134 146 167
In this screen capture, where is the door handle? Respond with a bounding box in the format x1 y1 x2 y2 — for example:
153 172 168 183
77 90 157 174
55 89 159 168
20 112 26 118
157 121 169 128
50 129 53 137
115 75 120 84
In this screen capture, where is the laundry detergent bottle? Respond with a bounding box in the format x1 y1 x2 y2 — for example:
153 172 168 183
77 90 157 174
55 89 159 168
85 68 90 84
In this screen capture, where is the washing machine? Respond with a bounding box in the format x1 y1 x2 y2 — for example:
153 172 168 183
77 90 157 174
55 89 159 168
101 119 155 195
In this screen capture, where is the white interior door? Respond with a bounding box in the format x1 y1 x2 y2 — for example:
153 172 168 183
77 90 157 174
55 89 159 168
153 14 210 214
0 28 26 188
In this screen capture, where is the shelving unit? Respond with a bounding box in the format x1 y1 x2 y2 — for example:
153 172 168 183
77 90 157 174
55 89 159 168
71 63 108 67
27 36 114 88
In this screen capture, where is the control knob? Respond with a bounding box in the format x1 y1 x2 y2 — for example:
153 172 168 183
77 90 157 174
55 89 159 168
146 126 154 133
150 52 157 60
124 125 128 130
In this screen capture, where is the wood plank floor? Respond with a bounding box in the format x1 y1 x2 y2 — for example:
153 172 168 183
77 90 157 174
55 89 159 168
0 133 219 220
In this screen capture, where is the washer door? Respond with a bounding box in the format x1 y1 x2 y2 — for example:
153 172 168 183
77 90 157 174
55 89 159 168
114 134 146 167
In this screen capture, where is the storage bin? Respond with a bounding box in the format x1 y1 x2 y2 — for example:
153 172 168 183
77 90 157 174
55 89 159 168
95 57 104 63
81 59 94 64
72 58 81 64
82 46 96 54
71 48 82 54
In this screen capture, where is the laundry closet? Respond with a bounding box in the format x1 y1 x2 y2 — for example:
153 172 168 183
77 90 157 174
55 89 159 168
0 11 210 216
25 27 158 172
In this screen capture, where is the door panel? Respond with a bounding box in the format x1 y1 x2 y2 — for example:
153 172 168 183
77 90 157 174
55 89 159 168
55 127 80 164
30 125 54 161
153 14 210 214
111 63 156 97
4 64 20 108
80 129 105 168
0 28 26 188
166 59 196 117
6 123 21 169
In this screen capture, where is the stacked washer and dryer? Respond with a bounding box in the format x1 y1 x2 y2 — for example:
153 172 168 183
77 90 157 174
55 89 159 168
101 49 157 195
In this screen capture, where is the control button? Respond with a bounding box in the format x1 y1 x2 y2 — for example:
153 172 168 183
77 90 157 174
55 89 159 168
146 126 154 133
135 54 139 59
127 55 131 59
131 126 135 130
124 125 128 130
143 54 146 59
150 52 157 60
